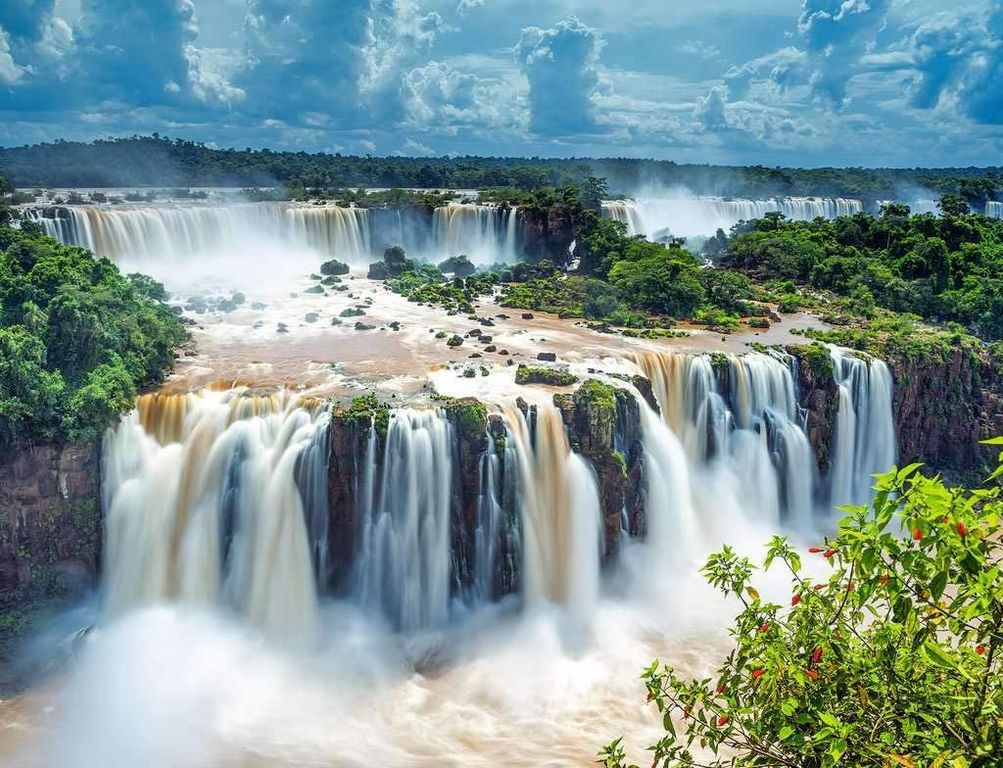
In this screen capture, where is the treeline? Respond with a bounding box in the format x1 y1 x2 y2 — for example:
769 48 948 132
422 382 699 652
2 136 1001 203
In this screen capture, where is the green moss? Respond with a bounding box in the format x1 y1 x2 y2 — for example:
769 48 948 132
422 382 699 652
613 449 628 478
446 334 464 347
574 378 618 414
515 365 579 386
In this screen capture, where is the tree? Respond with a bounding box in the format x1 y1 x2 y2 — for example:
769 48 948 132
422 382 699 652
601 457 1003 768
938 194 971 218
608 241 705 318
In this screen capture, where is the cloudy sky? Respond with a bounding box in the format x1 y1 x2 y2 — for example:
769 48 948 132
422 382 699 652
0 0 1000 166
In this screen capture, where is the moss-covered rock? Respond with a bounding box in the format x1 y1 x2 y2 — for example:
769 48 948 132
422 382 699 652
515 365 578 386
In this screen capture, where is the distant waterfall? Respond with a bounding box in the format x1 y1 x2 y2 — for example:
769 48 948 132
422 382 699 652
602 196 864 239
432 203 519 264
24 201 522 267
986 201 1003 219
354 409 454 632
22 203 373 266
101 390 330 646
828 348 896 507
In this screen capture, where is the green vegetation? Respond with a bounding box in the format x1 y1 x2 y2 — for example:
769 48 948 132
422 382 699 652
4 137 1001 203
721 206 1003 341
0 217 187 447
603 456 1003 768
514 365 579 386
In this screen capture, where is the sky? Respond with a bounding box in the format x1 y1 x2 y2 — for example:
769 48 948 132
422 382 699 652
0 0 1000 166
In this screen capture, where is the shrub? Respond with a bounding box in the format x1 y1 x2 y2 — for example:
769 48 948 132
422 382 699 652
602 457 1003 768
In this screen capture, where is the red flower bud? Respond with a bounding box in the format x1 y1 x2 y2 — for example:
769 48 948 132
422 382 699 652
847 581 856 592
879 573 890 586
808 546 825 553
823 548 836 559
717 715 729 726
976 645 986 656
646 691 654 701
814 583 826 590
752 667 765 680
791 593 801 606
957 521 968 538
810 647 824 665
715 684 725 694
759 622 770 633
912 527 923 541
805 669 819 681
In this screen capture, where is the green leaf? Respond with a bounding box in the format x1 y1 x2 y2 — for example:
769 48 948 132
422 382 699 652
819 712 842 728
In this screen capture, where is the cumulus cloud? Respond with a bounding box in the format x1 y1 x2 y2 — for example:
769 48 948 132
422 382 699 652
516 16 603 136
456 0 485 14
694 86 728 131
0 28 25 85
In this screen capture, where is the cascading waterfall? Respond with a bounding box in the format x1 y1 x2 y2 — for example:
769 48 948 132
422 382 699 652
502 404 602 622
101 390 331 646
986 201 1003 219
432 203 519 264
23 203 374 267
828 348 896 507
602 196 864 239
632 350 818 531
23 201 522 267
353 409 454 632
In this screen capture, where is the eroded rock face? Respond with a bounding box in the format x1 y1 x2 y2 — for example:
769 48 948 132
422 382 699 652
885 347 1003 482
518 205 578 264
786 345 839 475
0 442 101 604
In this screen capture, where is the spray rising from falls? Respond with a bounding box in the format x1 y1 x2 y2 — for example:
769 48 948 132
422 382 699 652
603 197 864 239
986 201 1003 219
101 390 330 645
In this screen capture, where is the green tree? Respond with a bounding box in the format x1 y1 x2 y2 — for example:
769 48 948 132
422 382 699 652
602 457 1003 768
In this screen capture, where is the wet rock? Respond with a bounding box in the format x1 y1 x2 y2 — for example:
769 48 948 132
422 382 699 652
305 312 320 323
484 345 497 353
251 302 267 310
536 352 557 362
521 313 534 320
354 321 376 331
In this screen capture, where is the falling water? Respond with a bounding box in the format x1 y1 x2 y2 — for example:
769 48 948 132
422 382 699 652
602 196 864 239
828 348 896 507
986 201 1003 219
633 350 818 530
353 409 454 632
432 203 519 264
101 390 331 646
502 405 602 623
22 204 374 267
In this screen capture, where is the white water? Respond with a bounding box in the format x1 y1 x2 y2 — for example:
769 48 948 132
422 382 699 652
432 203 519 265
602 196 864 239
633 350 819 530
101 390 330 646
828 348 897 508
5 347 899 765
986 201 1003 219
23 201 521 271
354 409 454 632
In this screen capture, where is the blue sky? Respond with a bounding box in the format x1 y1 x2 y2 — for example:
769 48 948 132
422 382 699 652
0 0 1000 166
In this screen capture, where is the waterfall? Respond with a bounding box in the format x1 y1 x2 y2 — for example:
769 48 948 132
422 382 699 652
986 201 1003 219
101 390 330 646
633 350 818 530
353 409 454 632
502 405 602 621
432 203 519 264
21 203 374 267
828 348 896 508
601 196 864 239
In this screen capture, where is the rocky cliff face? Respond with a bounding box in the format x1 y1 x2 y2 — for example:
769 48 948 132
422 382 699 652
0 442 101 605
885 346 1003 482
518 205 579 264
786 345 840 475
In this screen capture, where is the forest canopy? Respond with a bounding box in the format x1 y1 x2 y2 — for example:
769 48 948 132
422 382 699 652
0 217 187 449
1 136 1001 202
